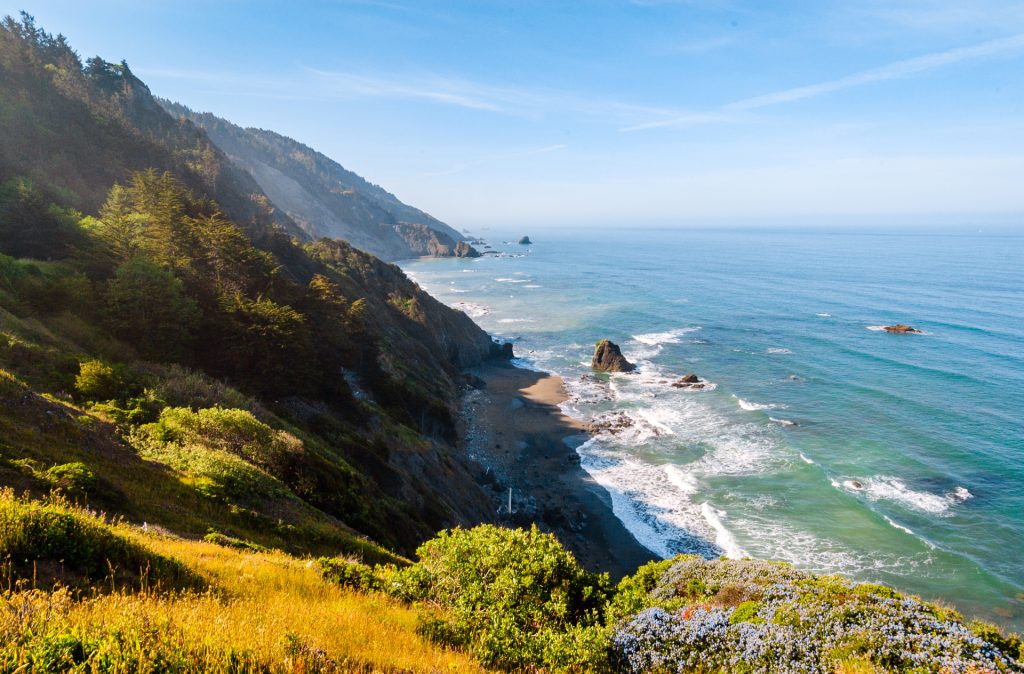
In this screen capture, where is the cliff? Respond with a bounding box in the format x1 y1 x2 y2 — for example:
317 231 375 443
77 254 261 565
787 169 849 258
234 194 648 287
158 101 477 261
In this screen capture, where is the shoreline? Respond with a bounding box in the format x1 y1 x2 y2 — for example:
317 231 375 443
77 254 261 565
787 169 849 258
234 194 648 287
460 361 656 579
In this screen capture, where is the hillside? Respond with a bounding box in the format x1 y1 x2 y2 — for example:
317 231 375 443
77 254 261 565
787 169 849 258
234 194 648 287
1 13 1022 674
0 12 509 559
159 101 479 261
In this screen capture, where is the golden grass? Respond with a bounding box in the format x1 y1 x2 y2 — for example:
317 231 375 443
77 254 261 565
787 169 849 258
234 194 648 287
0 528 488 673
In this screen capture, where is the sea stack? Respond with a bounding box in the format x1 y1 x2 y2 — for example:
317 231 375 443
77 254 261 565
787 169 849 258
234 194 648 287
518 235 532 245
592 339 636 373
883 324 922 334
454 241 481 258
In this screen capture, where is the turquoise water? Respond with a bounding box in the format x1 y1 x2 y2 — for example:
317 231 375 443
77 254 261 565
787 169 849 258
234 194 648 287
402 229 1024 629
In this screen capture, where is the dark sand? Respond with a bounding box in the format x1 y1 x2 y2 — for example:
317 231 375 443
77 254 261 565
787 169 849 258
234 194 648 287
460 362 657 579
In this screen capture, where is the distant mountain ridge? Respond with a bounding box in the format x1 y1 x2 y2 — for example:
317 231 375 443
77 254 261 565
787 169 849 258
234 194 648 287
159 101 477 261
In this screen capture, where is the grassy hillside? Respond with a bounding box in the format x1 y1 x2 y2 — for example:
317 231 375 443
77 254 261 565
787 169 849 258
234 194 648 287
0 491 487 673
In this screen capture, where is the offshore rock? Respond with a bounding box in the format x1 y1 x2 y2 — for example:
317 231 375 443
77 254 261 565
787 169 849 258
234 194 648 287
884 324 922 334
454 241 481 258
518 235 532 245
672 373 704 389
592 340 636 373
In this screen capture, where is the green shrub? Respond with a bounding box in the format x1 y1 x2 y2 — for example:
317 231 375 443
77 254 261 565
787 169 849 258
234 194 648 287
139 406 302 474
318 556 381 591
131 431 286 502
44 463 97 499
73 360 120 401
0 490 201 591
389 524 611 671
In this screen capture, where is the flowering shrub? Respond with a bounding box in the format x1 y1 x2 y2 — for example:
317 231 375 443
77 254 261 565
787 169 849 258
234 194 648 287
612 557 1023 673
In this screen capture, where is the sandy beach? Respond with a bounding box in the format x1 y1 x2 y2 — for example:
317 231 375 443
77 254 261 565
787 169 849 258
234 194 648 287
460 362 656 579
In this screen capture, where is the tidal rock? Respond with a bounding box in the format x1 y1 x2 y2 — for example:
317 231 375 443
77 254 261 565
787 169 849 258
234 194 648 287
672 373 704 389
592 339 636 373
518 235 532 245
587 411 634 435
884 324 922 334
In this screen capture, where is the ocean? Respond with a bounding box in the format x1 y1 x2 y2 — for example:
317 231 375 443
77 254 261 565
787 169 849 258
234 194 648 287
401 228 1024 629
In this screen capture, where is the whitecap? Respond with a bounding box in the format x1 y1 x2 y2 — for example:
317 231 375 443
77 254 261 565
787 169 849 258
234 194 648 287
816 313 832 317
950 486 974 502
495 277 531 283
734 397 784 412
574 439 723 559
523 284 543 288
766 347 792 355
866 325 888 332
884 515 915 536
700 502 748 559
631 327 701 346
798 452 814 464
770 417 797 427
842 476 966 515
497 318 535 324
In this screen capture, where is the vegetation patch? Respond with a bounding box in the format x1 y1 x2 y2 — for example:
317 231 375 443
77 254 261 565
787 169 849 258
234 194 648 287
0 490 201 592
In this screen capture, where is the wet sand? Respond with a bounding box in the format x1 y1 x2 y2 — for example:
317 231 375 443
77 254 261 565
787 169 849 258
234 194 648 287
460 362 656 579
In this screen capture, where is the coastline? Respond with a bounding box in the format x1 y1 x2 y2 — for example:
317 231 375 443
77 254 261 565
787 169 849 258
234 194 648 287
460 361 657 579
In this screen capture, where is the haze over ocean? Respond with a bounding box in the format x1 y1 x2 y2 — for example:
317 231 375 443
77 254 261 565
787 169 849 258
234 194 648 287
404 228 1024 629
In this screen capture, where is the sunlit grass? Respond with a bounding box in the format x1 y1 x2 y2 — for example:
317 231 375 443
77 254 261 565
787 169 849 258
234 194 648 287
1 525 487 673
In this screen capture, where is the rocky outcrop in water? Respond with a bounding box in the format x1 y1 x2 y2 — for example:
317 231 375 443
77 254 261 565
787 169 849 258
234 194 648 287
454 241 481 258
671 373 705 389
519 236 532 245
884 324 922 334
592 340 636 373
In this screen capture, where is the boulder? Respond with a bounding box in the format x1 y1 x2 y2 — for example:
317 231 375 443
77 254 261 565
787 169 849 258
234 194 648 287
518 236 532 245
592 339 635 373
884 324 922 334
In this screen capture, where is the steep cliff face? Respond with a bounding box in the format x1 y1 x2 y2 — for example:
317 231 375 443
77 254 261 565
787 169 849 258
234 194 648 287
159 102 475 261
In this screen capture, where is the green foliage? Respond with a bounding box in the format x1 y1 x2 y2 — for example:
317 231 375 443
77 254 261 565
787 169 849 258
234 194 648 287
143 363 253 411
390 524 611 671
0 489 201 591
138 406 303 476
103 258 199 361
130 412 289 503
729 600 762 624
0 178 84 259
73 359 120 401
43 463 97 499
319 556 383 592
607 556 681 621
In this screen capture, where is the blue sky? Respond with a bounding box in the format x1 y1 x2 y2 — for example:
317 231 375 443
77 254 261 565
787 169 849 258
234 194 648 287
10 1 1024 229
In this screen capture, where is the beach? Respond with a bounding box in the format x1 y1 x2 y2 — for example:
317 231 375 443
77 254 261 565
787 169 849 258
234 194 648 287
460 362 657 579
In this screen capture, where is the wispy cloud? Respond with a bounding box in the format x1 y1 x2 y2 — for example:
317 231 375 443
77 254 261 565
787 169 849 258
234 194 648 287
309 70 505 111
307 68 680 123
627 32 1024 131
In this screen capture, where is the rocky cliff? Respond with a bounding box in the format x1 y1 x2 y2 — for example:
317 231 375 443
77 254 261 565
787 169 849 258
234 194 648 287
159 101 476 260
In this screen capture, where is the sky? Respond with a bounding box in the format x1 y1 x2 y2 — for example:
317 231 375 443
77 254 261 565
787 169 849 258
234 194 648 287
8 1 1024 229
